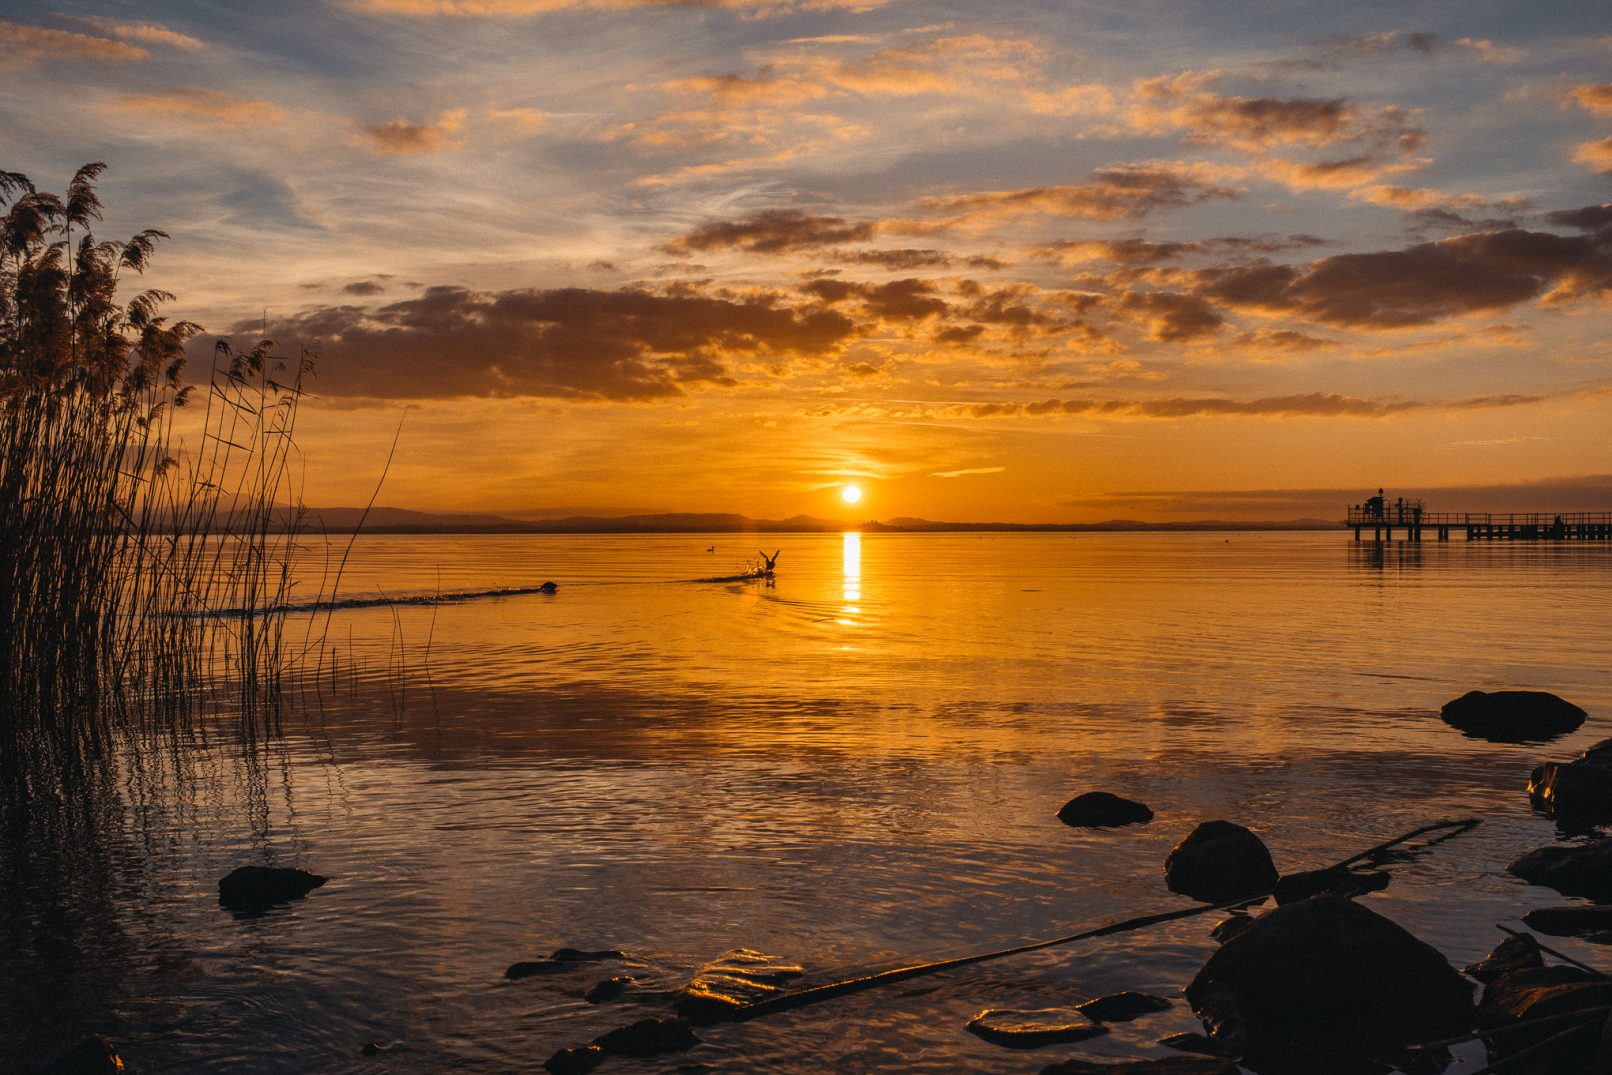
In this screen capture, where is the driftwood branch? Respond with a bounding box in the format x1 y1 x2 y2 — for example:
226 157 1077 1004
724 816 1481 1024
1497 924 1611 980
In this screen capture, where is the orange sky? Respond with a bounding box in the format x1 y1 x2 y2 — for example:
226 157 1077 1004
6 5 1612 521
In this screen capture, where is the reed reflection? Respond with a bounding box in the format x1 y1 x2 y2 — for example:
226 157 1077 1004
841 531 861 625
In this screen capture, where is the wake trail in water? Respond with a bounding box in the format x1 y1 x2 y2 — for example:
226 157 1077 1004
211 583 560 617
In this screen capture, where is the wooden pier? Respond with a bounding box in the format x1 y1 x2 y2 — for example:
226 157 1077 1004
1346 502 1612 542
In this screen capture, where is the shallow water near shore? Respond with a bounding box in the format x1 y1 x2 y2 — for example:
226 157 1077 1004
5 531 1612 1072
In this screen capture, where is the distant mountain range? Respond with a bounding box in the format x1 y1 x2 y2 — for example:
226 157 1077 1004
297 506 1340 534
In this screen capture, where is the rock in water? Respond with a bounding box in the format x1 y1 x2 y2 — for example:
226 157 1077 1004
1164 821 1279 903
1039 1059 1239 1075
1076 992 1172 1023
1208 914 1254 944
1157 1032 1241 1058
584 976 634 1004
1530 738 1612 817
1464 933 1545 984
1508 840 1612 902
673 948 804 1024
217 866 327 915
965 1009 1107 1049
1440 689 1586 743
543 1045 604 1075
1057 792 1154 828
1184 894 1474 1072
591 1017 699 1058
1521 905 1612 938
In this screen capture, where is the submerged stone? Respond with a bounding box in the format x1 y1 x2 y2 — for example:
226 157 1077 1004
1185 894 1474 1072
1272 865 1391 905
591 1016 700 1058
1522 905 1612 938
1157 1032 1240 1058
1058 792 1154 828
1440 689 1586 743
505 960 570 980
1039 1058 1239 1075
1508 840 1612 902
1530 738 1612 817
673 948 803 1025
1164 821 1280 903
41 1036 126 1074
1477 965 1612 1071
965 1008 1107 1049
551 947 625 962
543 1044 604 1075
1076 992 1172 1023
584 976 633 1004
217 865 328 915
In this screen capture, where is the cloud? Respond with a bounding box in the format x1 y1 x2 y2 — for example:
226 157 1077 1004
60 16 204 51
802 277 950 320
835 249 1007 271
946 390 1543 420
1349 184 1531 228
1546 203 1612 231
1033 235 1326 266
1132 71 1424 155
116 89 287 127
352 0 883 14
932 466 1005 478
249 284 856 399
1574 137 1612 173
1198 227 1612 328
362 109 467 154
1567 83 1612 116
1116 290 1225 341
666 210 876 253
1293 31 1521 69
0 19 149 65
922 162 1240 225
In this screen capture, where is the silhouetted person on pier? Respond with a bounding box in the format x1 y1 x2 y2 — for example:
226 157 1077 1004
1552 515 1566 539
1365 489 1385 520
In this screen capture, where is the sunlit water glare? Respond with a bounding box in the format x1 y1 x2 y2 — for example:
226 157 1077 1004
5 532 1612 1072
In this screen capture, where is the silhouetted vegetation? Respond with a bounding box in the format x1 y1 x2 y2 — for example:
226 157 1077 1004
0 163 310 801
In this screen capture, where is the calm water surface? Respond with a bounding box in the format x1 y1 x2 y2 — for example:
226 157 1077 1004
5 532 1612 1072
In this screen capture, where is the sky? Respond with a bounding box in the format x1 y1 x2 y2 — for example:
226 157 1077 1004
4 1 1612 522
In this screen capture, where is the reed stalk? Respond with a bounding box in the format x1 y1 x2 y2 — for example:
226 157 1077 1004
0 163 310 801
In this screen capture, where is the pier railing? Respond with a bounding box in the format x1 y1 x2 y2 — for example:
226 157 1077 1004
1344 508 1612 541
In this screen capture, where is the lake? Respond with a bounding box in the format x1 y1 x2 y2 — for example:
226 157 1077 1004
5 531 1611 1072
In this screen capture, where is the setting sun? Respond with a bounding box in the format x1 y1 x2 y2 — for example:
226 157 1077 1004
841 485 862 505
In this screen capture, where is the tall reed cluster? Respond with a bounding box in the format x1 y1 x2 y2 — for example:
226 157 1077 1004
0 164 309 800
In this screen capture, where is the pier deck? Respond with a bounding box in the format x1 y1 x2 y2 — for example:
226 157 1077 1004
1345 507 1612 542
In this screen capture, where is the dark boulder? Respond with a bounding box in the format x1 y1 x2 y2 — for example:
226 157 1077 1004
218 865 327 915
1040 1058 1239 1075
360 1042 385 1057
965 1008 1107 1049
1522 905 1612 938
591 1017 699 1058
1271 866 1390 905
1164 821 1280 903
1464 933 1545 984
1440 689 1586 743
1530 738 1612 817
1058 792 1154 828
584 976 634 1004
537 581 558 594
1076 992 1172 1023
673 948 803 1025
1185 894 1474 1073
1508 840 1612 902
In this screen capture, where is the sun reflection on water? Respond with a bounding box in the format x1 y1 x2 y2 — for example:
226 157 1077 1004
840 530 861 624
